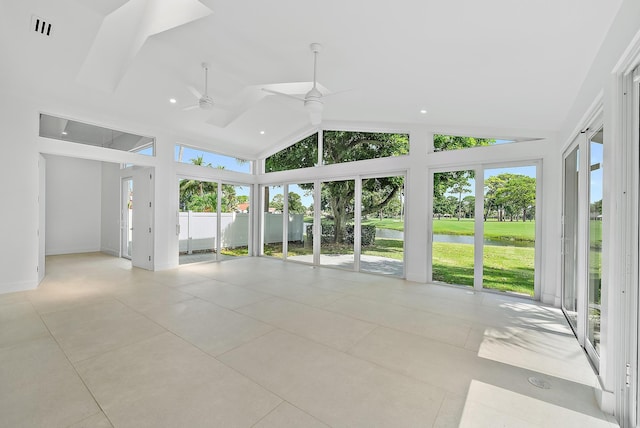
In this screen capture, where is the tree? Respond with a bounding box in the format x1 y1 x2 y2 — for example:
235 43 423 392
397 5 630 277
265 134 318 172
287 192 306 214
266 131 408 244
462 195 475 218
484 173 535 221
433 135 494 152
179 156 217 211
449 176 471 220
501 174 536 222
431 136 494 213
269 192 306 214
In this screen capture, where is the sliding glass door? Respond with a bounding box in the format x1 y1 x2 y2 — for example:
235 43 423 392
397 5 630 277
432 170 475 287
561 123 605 370
431 164 538 296
587 128 604 359
562 145 580 331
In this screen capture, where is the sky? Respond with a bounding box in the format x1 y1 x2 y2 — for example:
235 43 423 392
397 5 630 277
175 145 251 173
175 140 555 207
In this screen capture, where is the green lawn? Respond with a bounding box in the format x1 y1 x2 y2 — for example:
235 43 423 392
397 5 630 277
432 242 535 296
361 218 405 231
264 218 539 296
362 217 536 243
433 219 535 242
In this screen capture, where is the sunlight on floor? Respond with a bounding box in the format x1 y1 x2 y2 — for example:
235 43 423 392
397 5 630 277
460 380 617 428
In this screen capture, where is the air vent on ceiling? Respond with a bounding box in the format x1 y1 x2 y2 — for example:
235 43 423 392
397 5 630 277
31 15 53 37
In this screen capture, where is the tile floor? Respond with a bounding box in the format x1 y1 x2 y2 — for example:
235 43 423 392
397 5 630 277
0 253 619 428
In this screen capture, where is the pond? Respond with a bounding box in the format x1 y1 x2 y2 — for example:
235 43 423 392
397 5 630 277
376 228 534 248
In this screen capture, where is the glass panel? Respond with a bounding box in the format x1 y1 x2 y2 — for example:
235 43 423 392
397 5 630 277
432 170 475 286
265 134 318 172
562 146 579 330
178 178 218 264
483 166 536 296
433 134 496 152
263 185 284 258
588 128 604 355
220 185 250 258
39 114 154 154
361 176 405 277
285 184 315 263
175 145 251 174
322 131 408 165
320 180 355 269
124 179 133 259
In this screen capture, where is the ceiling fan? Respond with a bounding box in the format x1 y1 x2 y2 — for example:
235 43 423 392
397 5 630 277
262 43 336 125
184 62 215 111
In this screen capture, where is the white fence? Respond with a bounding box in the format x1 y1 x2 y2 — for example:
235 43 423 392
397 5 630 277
263 213 305 244
178 212 304 253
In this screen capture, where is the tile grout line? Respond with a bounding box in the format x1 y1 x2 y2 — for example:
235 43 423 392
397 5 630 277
32 300 118 428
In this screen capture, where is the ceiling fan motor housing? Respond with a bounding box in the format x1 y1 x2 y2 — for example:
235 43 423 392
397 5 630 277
199 96 214 110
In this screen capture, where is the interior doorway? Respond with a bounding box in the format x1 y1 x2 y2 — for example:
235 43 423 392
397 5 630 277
38 155 155 282
121 178 133 259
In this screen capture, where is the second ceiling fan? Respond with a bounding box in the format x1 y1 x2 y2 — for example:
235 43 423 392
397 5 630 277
263 43 341 125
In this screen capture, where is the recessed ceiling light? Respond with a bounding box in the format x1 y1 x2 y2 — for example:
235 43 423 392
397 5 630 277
61 131 68 135
169 98 177 104
420 109 427 114
259 130 265 135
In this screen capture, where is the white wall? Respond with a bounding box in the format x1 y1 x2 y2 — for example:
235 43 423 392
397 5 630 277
0 97 39 293
45 155 102 255
101 162 122 256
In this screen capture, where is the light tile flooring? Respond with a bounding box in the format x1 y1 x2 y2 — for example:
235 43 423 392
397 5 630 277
0 253 619 428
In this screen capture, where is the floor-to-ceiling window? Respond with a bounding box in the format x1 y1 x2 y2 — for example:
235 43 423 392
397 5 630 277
286 183 314 262
483 166 537 296
431 163 538 296
262 185 284 259
178 177 219 265
562 145 580 331
220 184 251 259
587 127 604 358
320 179 355 270
360 175 405 277
561 121 605 370
432 169 476 286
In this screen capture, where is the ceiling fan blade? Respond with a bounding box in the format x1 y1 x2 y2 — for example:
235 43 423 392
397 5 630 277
321 88 352 99
182 104 200 111
187 85 203 100
261 88 305 102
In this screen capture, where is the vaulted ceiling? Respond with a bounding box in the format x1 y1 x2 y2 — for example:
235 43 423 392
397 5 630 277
0 0 624 159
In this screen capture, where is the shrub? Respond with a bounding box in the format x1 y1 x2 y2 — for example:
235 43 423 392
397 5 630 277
306 223 376 246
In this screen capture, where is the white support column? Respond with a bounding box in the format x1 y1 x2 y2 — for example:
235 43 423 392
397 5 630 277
354 177 362 272
405 128 430 283
283 184 289 259
313 179 321 265
474 166 484 291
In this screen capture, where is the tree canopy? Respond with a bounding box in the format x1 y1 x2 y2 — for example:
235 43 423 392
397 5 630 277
485 173 536 222
265 131 409 243
270 192 306 214
178 156 238 212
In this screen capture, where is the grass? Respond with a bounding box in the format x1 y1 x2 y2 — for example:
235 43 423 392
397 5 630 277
362 217 536 243
265 217 540 296
361 218 405 231
433 219 535 242
432 242 534 296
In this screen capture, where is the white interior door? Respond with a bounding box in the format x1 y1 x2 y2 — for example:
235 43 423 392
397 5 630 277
121 178 133 259
131 167 154 270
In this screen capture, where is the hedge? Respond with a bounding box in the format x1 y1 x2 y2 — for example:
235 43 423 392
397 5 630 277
306 223 376 246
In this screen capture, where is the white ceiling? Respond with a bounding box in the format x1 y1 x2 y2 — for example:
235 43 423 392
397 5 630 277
0 0 624 159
